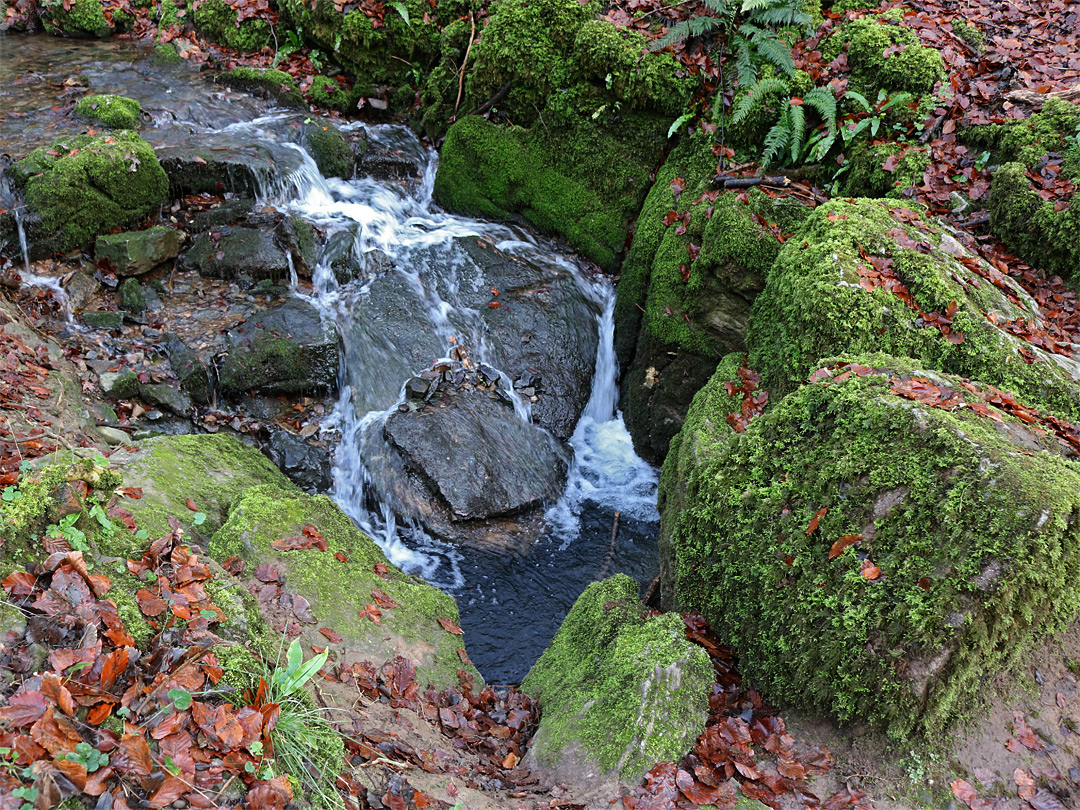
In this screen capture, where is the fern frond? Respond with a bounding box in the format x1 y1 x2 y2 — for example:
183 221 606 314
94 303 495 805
804 86 837 128
753 7 811 26
730 76 788 125
733 40 757 87
702 0 735 14
788 103 805 164
761 111 792 168
649 15 725 51
754 31 796 75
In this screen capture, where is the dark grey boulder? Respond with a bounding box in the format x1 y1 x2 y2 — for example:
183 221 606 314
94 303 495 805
178 212 316 285
218 297 338 397
164 334 211 405
268 430 333 493
157 143 277 198
139 383 191 416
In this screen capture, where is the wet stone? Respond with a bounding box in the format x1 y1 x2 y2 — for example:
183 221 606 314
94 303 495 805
139 382 191 416
267 430 333 493
95 226 181 276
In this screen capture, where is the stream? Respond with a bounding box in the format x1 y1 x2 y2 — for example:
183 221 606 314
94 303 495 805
0 35 661 684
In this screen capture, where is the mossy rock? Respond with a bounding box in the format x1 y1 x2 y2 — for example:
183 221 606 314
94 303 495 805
309 75 355 112
210 485 479 690
216 67 304 107
616 139 808 462
147 43 184 68
74 94 142 129
521 575 712 797
822 15 945 95
302 121 354 179
40 0 112 38
659 355 1080 738
106 433 294 539
747 198 1080 419
843 140 929 198
193 0 272 52
10 131 168 256
434 114 663 271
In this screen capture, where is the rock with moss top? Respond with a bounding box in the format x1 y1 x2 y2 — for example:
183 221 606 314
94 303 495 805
216 67 304 107
147 43 184 67
659 355 1080 738
193 0 271 52
218 297 338 398
10 131 168 256
842 140 930 198
107 433 293 538
40 0 113 37
822 15 945 95
302 121 355 179
521 575 712 803
96 226 180 276
747 198 1080 417
74 94 141 129
309 75 354 112
615 140 809 463
209 484 479 689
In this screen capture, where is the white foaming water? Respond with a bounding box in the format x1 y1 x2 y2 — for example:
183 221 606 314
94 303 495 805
12 206 72 320
190 119 658 585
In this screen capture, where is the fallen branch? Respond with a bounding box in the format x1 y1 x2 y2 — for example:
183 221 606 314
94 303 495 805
453 13 476 119
715 175 792 189
1004 85 1080 107
468 80 512 117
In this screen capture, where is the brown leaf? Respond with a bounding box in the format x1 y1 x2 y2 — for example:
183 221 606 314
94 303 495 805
806 507 828 535
828 534 861 560
111 734 153 781
438 617 464 635
319 627 343 643
363 604 382 625
185 497 198 511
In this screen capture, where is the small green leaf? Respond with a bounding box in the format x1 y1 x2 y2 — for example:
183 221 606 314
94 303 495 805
391 1 409 24
168 688 192 710
192 512 207 526
667 111 694 139
200 609 217 620
163 755 181 776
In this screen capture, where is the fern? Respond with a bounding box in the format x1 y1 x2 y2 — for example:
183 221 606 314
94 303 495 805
803 86 837 129
749 27 796 76
729 77 787 126
788 103 805 164
761 109 793 167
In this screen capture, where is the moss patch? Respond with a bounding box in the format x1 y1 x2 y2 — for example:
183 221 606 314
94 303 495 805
746 198 1080 417
302 122 354 179
216 67 304 107
659 356 1080 738
10 131 168 255
193 0 272 52
41 0 112 38
522 575 712 782
843 140 929 198
74 94 142 129
823 16 945 95
210 485 477 690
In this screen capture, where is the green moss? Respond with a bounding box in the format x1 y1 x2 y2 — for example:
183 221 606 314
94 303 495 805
823 16 945 95
843 141 929 198
746 198 1080 417
216 643 265 694
303 122 354 179
966 98 1080 171
74 95 141 130
950 19 984 49
193 0 272 52
113 433 294 539
310 76 353 112
41 0 112 38
216 67 305 107
435 114 663 271
659 357 1080 738
522 575 712 781
10 131 168 255
148 43 183 67
210 486 476 690
156 0 178 27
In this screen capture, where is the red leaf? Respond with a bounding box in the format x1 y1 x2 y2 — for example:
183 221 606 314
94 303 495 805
828 534 860 560
806 507 827 535
319 627 343 643
363 604 382 625
438 617 464 635
185 497 198 511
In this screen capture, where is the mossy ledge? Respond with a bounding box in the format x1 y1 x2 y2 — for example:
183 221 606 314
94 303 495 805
73 94 142 129
659 355 1080 739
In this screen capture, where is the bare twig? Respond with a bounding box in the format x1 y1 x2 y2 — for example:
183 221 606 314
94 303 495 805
453 12 476 119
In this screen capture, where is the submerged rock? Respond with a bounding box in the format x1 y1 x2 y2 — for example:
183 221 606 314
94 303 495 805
9 131 168 256
522 575 712 803
659 355 1080 738
164 333 211 405
217 297 338 397
215 67 304 107
209 484 478 690
385 390 567 521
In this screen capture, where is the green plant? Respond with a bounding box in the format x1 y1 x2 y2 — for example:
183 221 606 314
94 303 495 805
730 82 837 167
46 513 89 552
59 741 109 772
272 28 303 68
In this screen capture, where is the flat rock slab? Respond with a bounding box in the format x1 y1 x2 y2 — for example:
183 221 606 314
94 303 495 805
384 391 567 521
95 226 181 276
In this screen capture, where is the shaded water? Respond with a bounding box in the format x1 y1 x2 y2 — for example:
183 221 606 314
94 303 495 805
0 34 660 683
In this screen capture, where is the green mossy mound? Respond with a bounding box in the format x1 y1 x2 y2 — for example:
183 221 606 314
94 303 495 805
974 99 1080 279
193 0 272 52
302 121 354 179
522 575 712 785
108 433 293 538
659 356 1080 738
842 140 929 198
434 114 663 271
310 75 354 112
210 485 478 690
10 131 168 256
216 67 304 107
747 198 1080 417
147 43 184 68
822 15 946 95
40 0 112 38
74 94 142 129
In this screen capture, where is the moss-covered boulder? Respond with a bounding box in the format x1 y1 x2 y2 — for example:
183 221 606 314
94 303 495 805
822 14 946 96
302 121 355 179
748 198 1080 417
40 0 115 38
10 131 168 256
659 356 1080 738
976 98 1080 279
842 140 929 199
615 138 808 462
215 67 304 107
193 0 272 52
107 433 293 538
522 575 712 801
434 113 664 271
210 485 478 689
73 94 141 129
95 226 181 276
309 75 355 112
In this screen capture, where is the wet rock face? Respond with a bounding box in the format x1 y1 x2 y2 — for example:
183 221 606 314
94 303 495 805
95 226 181 277
217 297 338 397
156 143 279 198
178 211 316 286
385 390 567 521
268 430 333 493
